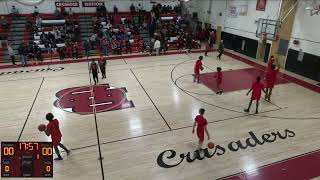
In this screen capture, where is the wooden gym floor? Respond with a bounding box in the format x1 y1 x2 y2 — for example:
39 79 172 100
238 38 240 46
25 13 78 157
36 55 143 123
0 50 319 180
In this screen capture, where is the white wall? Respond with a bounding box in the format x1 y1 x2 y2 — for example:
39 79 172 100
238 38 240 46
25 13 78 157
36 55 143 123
185 0 281 40
223 0 281 40
0 0 179 14
185 0 226 28
290 0 320 56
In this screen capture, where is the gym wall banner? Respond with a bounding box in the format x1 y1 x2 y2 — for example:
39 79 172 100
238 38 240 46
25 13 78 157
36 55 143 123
256 0 267 11
82 1 105 7
55 2 79 7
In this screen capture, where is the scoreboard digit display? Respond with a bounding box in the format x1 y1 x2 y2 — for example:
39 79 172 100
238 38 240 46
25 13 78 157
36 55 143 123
1 142 53 178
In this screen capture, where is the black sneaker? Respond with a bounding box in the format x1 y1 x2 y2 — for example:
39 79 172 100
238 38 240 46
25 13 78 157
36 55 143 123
244 109 249 113
54 157 63 161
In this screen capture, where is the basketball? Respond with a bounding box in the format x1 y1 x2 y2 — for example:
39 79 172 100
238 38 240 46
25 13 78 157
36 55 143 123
207 142 215 149
38 124 46 132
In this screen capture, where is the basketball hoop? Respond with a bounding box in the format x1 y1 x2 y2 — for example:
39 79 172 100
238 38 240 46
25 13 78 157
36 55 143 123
306 0 320 16
309 5 320 16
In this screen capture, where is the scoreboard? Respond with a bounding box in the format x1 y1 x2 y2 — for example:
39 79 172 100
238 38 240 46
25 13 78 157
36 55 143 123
1 142 53 178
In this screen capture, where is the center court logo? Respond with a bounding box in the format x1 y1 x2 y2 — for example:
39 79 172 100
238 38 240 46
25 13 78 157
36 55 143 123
157 129 295 168
54 84 134 115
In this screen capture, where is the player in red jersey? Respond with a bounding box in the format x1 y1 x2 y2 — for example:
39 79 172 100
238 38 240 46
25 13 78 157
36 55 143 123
194 56 204 84
265 64 280 101
267 55 275 72
192 108 211 150
205 42 210 56
45 113 70 160
244 76 266 114
215 67 223 94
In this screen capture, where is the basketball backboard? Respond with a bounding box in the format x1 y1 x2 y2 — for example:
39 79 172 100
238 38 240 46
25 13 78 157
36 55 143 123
256 18 279 41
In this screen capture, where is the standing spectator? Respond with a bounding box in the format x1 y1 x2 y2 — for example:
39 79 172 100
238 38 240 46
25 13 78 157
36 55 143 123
54 7 63 19
66 45 72 58
178 35 184 51
130 3 136 14
53 27 61 42
154 38 161 56
149 38 155 55
98 55 107 79
60 6 66 16
33 6 39 17
101 38 108 56
138 3 143 12
89 60 99 85
89 33 97 48
18 43 27 67
72 43 78 59
83 39 91 58
11 6 19 18
209 30 215 48
114 5 118 13
160 35 167 54
57 47 66 60
36 15 42 29
125 40 132 54
217 40 224 60
7 44 15 65
68 8 74 18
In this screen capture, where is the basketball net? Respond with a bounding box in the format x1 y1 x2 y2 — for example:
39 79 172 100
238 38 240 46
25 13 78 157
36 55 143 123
310 5 320 16
307 0 320 16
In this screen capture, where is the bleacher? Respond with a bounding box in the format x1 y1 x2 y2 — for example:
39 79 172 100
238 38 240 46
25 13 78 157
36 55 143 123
0 11 182 63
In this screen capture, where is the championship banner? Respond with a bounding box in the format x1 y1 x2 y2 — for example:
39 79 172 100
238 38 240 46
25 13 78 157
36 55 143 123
227 0 249 17
82 1 105 7
256 0 267 11
227 6 238 17
55 2 79 7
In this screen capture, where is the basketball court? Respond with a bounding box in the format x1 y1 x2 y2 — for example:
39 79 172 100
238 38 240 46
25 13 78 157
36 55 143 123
0 49 319 179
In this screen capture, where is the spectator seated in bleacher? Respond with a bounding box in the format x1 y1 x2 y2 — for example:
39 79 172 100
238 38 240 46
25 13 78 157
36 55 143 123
0 16 9 29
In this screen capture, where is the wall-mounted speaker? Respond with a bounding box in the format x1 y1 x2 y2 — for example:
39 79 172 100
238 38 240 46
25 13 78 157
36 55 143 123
293 40 300 45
